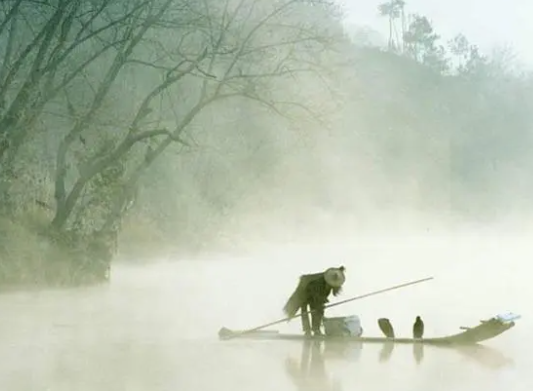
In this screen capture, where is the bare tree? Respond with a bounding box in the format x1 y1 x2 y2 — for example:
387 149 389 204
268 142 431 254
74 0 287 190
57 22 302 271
50 0 177 230
0 0 152 208
48 0 344 236
0 0 343 283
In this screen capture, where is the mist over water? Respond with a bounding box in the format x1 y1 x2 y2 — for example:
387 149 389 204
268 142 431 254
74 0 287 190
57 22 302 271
0 237 529 391
1 0 532 389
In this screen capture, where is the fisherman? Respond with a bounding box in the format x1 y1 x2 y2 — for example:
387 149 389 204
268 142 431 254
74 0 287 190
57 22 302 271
283 266 346 336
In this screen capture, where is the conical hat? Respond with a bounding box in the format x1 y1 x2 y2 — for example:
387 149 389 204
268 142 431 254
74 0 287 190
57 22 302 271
324 267 345 288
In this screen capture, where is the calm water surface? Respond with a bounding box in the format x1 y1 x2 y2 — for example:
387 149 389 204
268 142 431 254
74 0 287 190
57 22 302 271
0 236 529 391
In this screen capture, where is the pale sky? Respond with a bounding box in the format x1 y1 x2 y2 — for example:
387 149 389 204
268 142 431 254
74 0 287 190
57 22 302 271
337 0 533 67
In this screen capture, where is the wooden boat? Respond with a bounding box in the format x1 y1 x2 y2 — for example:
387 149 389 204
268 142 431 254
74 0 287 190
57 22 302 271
219 313 519 346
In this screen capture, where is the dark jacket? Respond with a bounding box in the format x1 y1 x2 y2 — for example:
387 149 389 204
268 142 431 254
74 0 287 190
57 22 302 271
283 272 342 317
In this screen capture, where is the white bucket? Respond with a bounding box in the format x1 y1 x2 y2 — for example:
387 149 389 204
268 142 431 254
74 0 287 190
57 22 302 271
323 315 363 337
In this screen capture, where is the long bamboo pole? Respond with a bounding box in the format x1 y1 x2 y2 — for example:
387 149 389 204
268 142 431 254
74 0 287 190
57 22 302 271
220 276 434 339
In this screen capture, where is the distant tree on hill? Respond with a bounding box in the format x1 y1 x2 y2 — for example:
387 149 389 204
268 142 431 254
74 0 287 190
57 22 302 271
402 14 448 73
378 0 405 52
448 33 488 77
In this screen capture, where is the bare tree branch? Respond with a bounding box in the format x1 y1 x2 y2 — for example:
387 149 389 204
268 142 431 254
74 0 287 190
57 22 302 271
51 0 176 229
0 5 19 86
0 12 49 104
0 0 23 37
217 0 303 87
125 59 177 72
44 0 150 73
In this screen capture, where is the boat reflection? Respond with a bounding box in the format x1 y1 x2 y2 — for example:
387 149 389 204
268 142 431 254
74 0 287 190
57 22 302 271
285 339 513 390
454 344 515 370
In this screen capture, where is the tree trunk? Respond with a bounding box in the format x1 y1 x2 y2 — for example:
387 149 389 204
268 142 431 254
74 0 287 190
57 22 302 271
388 17 393 50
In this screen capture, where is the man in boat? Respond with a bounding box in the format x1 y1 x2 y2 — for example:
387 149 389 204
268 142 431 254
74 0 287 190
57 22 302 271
283 266 346 336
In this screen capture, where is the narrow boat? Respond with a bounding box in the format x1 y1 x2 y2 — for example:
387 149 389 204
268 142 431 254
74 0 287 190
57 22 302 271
219 312 519 346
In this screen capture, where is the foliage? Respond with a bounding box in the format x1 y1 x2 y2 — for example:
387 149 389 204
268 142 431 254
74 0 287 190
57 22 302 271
402 14 448 73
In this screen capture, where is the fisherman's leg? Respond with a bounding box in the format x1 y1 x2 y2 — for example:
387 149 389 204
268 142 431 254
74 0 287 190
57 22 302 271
311 304 325 336
300 304 312 336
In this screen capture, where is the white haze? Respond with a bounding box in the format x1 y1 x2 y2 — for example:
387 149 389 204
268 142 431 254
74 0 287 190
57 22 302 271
1 0 531 390
0 239 531 390
339 0 533 67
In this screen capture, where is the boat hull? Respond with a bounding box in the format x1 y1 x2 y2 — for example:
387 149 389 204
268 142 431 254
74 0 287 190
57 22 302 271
219 315 517 346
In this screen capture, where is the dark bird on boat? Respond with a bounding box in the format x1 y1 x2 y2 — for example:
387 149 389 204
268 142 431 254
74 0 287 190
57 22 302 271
283 266 346 337
378 318 395 338
413 316 424 339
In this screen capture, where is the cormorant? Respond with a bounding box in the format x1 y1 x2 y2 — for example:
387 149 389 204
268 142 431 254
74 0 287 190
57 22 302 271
413 316 424 339
378 318 395 338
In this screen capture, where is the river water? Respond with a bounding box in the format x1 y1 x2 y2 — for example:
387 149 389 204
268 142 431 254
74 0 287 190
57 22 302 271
0 235 529 391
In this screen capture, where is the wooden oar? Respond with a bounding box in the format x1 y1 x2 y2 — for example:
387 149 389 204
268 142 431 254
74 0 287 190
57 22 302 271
220 276 434 340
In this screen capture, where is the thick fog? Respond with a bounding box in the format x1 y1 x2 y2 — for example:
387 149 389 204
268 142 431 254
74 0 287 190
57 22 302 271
0 0 530 390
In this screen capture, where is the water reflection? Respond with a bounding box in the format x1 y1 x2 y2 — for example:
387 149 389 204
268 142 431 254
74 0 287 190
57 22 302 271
454 344 515 370
413 343 424 365
285 340 343 391
378 341 424 364
379 341 395 362
285 339 513 391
